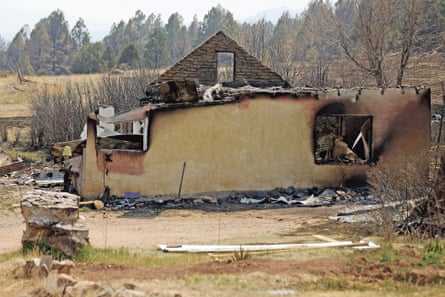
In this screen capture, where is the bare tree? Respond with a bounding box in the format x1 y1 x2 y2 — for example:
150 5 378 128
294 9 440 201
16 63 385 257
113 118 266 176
335 0 394 87
239 18 273 62
334 0 422 88
30 69 159 147
368 151 432 241
30 82 94 146
394 0 422 86
298 0 337 88
268 12 302 84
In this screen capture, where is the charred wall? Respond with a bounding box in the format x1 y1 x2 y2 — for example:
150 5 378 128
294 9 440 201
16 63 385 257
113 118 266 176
78 88 431 199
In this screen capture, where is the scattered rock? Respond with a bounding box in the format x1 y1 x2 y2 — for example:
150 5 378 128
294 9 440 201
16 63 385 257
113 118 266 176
52 259 75 274
200 196 218 204
96 286 114 297
123 283 136 290
64 281 100 297
114 288 141 297
54 273 77 289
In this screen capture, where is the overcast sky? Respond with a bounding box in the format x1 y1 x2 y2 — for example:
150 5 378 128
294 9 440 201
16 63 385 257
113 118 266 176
0 0 311 42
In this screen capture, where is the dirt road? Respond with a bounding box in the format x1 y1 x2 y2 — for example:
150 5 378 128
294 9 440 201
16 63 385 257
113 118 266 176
0 204 340 253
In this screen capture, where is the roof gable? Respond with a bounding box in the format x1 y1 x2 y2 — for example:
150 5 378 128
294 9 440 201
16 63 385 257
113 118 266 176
155 31 288 88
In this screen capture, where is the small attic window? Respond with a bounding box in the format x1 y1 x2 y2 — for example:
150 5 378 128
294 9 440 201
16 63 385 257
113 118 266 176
217 52 234 82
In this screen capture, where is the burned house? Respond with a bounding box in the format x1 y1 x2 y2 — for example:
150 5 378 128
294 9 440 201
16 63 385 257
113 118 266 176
54 32 431 200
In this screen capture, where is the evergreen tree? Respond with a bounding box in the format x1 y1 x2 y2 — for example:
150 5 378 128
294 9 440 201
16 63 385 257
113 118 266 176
71 42 104 73
102 46 117 71
118 43 139 67
143 28 168 68
177 26 192 59
128 10 148 55
165 13 186 63
103 21 128 56
200 4 238 41
188 15 201 47
27 20 51 74
6 28 30 72
71 18 90 52
46 10 74 74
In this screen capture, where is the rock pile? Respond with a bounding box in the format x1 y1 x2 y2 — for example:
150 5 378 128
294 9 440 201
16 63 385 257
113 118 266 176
13 256 147 297
21 190 89 256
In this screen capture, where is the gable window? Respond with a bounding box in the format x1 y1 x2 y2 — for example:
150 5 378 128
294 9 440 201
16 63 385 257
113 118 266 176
217 52 235 82
314 115 373 164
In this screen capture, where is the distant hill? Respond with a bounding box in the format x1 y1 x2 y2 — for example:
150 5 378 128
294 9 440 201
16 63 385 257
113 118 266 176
241 6 302 24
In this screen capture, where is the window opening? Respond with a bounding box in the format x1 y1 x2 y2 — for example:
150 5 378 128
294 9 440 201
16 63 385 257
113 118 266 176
217 52 235 82
97 119 147 151
314 115 372 164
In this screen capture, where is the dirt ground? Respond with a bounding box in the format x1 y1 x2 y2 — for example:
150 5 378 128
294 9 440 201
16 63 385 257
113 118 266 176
1 168 444 296
2 187 445 296
0 199 341 254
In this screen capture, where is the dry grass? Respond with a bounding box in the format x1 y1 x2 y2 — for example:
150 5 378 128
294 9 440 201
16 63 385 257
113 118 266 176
0 196 443 297
0 73 103 117
1 57 445 296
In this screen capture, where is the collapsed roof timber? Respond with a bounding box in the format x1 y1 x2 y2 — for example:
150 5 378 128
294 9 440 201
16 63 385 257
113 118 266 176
52 31 431 200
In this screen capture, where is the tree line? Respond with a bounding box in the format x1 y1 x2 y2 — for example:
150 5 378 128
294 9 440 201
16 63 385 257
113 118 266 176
0 0 444 88
0 0 441 148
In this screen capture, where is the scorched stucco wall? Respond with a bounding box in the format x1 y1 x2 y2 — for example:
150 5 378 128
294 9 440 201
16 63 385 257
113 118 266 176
78 88 430 199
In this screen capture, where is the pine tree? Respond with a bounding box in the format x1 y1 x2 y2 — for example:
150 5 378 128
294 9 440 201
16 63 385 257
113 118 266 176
118 43 139 68
143 28 168 68
71 18 90 52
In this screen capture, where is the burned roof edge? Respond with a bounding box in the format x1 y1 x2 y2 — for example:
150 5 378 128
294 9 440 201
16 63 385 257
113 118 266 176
103 85 430 124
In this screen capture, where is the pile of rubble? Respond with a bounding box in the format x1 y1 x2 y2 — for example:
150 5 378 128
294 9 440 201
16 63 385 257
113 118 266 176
21 190 89 256
103 186 378 212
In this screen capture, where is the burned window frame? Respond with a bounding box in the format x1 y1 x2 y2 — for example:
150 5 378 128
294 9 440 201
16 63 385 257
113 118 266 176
314 114 373 165
217 51 235 83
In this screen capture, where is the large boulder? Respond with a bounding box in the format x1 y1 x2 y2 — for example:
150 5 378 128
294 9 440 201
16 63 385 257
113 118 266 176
21 190 89 256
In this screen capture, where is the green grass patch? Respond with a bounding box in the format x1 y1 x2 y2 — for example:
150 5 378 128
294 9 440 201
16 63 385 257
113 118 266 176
22 240 69 261
73 245 209 268
418 239 445 268
1 147 49 164
378 245 401 264
0 250 23 264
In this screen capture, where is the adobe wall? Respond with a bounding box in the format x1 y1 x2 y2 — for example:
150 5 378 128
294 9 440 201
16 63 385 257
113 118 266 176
79 88 430 198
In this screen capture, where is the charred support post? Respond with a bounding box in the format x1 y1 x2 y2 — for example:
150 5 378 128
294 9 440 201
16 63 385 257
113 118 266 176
177 162 186 199
437 82 445 144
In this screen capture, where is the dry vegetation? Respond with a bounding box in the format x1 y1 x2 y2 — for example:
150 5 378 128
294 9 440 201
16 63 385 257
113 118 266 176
0 57 445 296
0 73 103 118
0 197 444 297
